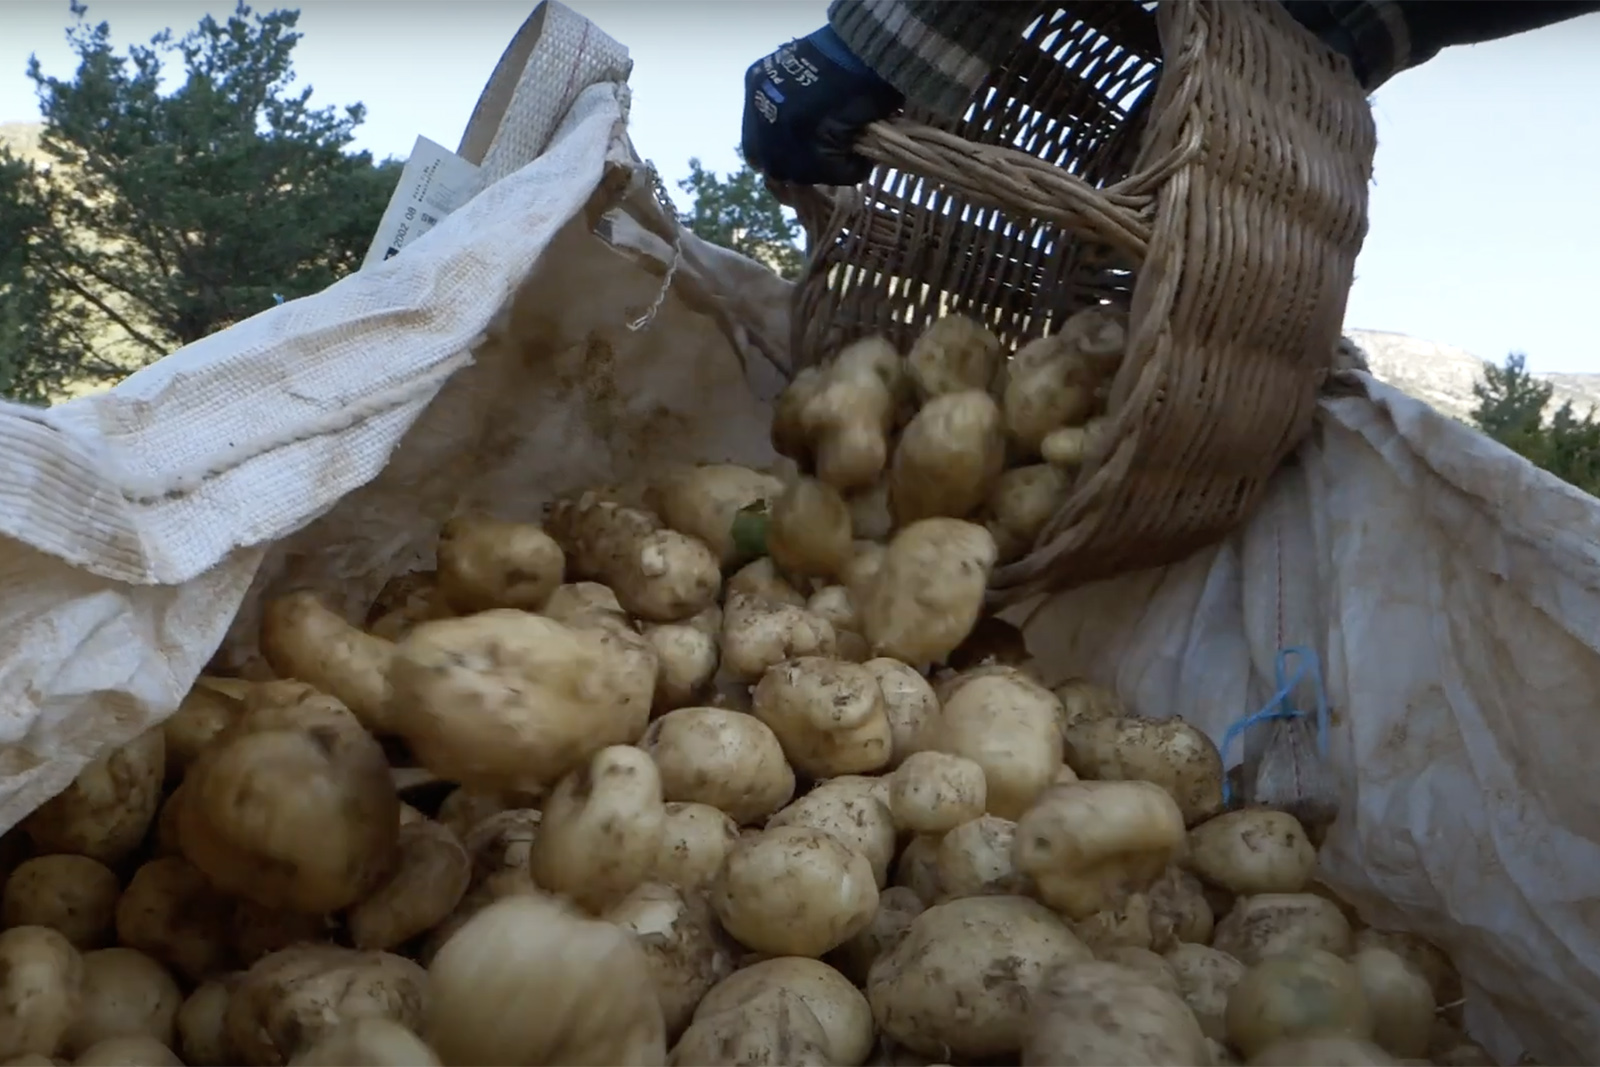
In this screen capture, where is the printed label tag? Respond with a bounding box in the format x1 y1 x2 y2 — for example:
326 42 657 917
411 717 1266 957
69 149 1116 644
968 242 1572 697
361 135 481 271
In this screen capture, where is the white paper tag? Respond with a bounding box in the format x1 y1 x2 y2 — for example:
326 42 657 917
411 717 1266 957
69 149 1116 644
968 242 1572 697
361 136 482 271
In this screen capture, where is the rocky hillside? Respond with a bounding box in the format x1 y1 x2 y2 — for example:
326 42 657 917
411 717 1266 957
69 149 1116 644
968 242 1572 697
1348 329 1600 423
0 121 44 163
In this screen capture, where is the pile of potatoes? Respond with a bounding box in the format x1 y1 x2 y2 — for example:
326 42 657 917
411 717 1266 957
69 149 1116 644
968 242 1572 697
0 310 1505 1067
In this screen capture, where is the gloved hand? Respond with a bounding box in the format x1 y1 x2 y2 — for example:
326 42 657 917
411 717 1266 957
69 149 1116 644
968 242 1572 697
741 25 905 186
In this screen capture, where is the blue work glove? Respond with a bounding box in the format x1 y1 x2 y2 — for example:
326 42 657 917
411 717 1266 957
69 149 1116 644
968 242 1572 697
741 25 905 186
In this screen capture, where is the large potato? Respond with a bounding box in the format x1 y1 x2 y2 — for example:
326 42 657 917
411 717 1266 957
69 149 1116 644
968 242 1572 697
889 751 986 835
287 1018 440 1067
712 828 878 958
348 820 471 952
546 494 721 623
907 314 1002 401
530 746 665 913
225 946 427 1067
858 519 995 667
889 391 1005 524
1166 942 1246 1041
23 730 164 867
766 778 897 889
1188 809 1317 894
0 926 82 1061
930 666 1063 819
605 883 735 1041
650 464 786 568
692 958 873 1067
426 893 666 1066
259 593 395 732
1213 893 1355 965
720 593 837 683
1226 949 1374 1060
387 609 654 792
177 685 399 915
751 659 892 778
860 659 939 767
640 708 795 825
1063 714 1225 826
434 514 566 614
651 803 740 890
768 477 855 582
2 856 118 950
113 857 235 983
1353 928 1462 1014
670 988 832 1067
867 895 1091 1060
1021 960 1209 1066
65 948 181 1057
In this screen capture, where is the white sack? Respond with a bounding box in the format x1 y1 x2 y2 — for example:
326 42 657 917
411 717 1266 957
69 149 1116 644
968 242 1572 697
0 3 1595 1065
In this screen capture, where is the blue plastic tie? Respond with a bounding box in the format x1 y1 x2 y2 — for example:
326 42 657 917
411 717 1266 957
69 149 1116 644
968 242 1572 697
1218 645 1330 806
272 293 285 306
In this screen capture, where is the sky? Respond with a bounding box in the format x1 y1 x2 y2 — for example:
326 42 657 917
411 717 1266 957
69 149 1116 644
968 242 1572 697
1 0 1597 373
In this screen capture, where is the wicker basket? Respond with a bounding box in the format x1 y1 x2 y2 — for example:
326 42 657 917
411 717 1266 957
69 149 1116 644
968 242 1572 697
778 0 1376 604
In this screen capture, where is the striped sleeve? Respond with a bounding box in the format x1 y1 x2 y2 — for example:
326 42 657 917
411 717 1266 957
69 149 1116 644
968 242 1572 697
826 0 1041 117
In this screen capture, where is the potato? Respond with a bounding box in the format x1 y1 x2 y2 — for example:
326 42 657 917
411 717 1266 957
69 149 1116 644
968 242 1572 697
891 835 943 905
1002 335 1099 457
907 314 1002 401
982 465 1069 563
435 787 527 841
1214 893 1355 965
177 686 399 914
1041 417 1110 469
751 659 892 778
387 609 654 792
889 391 1005 525
259 593 395 732
426 893 665 1066
889 751 986 834
349 820 471 951
176 977 238 1067
72 1036 182 1066
767 779 897 889
530 746 665 913
546 493 721 622
23 730 164 867
868 895 1091 1059
1054 677 1124 727
802 339 899 493
858 659 938 768
806 585 859 635
1187 808 1317 894
1164 942 1245 1040
725 558 807 607
933 815 1022 899
1353 928 1462 1012
693 958 873 1066
1226 949 1374 1060
65 948 180 1057
414 871 539 968
719 593 837 684
652 803 739 890
434 514 565 614
0 926 83 1061
1146 865 1215 950
670 988 832 1067
367 572 451 642
1071 894 1154 954
845 482 893 543
649 464 786 568
1352 947 1434 1059
2 856 118 950
231 902 328 969
288 1018 440 1066
226 946 426 1067
149 787 185 858
1100 947 1181 995
1021 959 1209 1066
841 541 886 596
461 809 542 883
860 518 996 666
1062 714 1225 826
931 667 1063 819
772 365 829 464
640 708 795 825
1249 1036 1398 1066
1013 780 1185 920
828 886 925 985
643 622 719 711
161 686 242 782
768 477 854 582
541 581 626 623
604 883 734 1041
113 858 234 983
712 827 878 958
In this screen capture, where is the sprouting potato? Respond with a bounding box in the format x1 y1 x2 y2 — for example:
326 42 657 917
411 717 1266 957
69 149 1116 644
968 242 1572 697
906 314 1003 401
751 658 893 778
768 477 855 582
889 390 1005 525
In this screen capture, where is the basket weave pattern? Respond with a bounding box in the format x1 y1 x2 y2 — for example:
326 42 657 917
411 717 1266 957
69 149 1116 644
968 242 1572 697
783 0 1376 603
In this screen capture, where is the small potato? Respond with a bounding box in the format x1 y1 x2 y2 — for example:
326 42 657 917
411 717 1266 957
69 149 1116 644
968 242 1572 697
66 948 181 1057
1146 865 1215 950
712 827 878 958
806 586 859 635
461 809 542 883
1166 942 1247 1041
161 686 242 783
859 519 996 667
772 365 829 464
1187 809 1317 894
1353 928 1462 1013
288 1018 440 1066
1021 959 1209 1067
546 494 722 623
387 609 655 792
176 978 239 1067
530 746 665 913
641 708 795 825
1071 894 1154 955
1226 949 1374 1060
767 778 897 889
113 858 234 983
1013 780 1186 920
892 835 943 905
1249 1036 1398 1066
650 463 786 567
889 751 986 834
1002 335 1100 456
861 659 939 768
23 730 164 868
931 667 1064 819
828 886 925 986
605 883 735 1041
1054 677 1125 727
1041 417 1111 469
0 926 83 1061
426 893 666 1066
725 559 807 607
1213 893 1355 966
541 581 626 624
652 803 740 890
889 391 1005 525
3 856 119 950
868 895 1091 1060
434 514 565 614
643 622 719 711
768 477 855 582
671 989 832 1067
348 820 471 951
1352 947 1434 1059
907 314 1002 401
984 465 1070 563
1063 714 1225 827
177 687 399 915
259 593 395 732
226 946 427 1067
935 816 1026 900
841 542 886 596
1100 947 1181 995
802 339 899 493
752 659 892 778
720 594 837 683
693 958 873 1067
72 1036 182 1066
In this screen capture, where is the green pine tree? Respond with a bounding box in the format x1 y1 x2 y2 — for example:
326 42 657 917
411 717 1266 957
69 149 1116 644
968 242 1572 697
1471 352 1600 496
677 153 804 280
